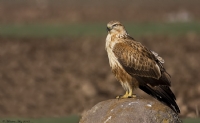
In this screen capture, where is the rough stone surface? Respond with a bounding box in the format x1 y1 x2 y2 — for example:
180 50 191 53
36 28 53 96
80 98 181 123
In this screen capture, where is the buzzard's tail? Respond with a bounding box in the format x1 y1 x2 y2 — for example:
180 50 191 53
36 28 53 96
139 84 180 113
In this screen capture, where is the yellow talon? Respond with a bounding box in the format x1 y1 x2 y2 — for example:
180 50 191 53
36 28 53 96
116 90 136 99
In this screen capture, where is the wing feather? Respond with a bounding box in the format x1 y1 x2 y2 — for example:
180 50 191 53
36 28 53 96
139 83 180 113
113 40 161 79
113 37 171 86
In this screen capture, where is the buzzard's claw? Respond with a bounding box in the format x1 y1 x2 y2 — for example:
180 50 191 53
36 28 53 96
116 94 136 99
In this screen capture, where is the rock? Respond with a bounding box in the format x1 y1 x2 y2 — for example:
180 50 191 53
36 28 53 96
80 98 181 123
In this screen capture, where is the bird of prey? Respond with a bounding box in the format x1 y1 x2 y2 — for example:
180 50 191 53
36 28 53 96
105 20 180 113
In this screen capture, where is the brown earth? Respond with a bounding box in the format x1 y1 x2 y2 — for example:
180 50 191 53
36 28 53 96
0 0 200 119
0 0 200 24
0 34 199 118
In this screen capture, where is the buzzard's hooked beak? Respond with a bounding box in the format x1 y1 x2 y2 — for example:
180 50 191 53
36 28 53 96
107 27 111 32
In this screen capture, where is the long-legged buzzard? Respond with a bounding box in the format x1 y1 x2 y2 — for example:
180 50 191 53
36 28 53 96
105 21 180 113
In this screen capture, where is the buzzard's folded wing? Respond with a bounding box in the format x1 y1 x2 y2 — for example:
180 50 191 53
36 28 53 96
113 41 171 86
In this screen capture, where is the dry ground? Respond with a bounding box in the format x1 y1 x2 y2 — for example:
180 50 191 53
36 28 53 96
0 0 200 119
0 34 199 118
0 0 200 24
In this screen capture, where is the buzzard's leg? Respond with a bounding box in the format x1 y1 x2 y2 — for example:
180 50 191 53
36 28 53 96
127 88 136 98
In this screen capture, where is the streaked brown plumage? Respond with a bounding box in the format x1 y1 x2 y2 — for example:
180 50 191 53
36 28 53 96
105 20 180 113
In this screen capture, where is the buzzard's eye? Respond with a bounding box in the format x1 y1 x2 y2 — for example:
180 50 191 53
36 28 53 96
112 24 118 27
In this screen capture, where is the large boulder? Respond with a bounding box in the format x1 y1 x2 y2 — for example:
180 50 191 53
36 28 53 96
80 98 181 123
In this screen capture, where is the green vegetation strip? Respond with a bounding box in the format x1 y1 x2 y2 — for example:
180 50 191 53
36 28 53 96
0 117 199 123
0 115 80 123
183 118 200 123
0 22 200 38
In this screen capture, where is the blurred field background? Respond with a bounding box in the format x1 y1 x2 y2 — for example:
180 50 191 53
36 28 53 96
0 0 200 122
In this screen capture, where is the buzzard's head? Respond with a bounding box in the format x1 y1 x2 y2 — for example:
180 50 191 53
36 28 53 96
107 21 127 35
